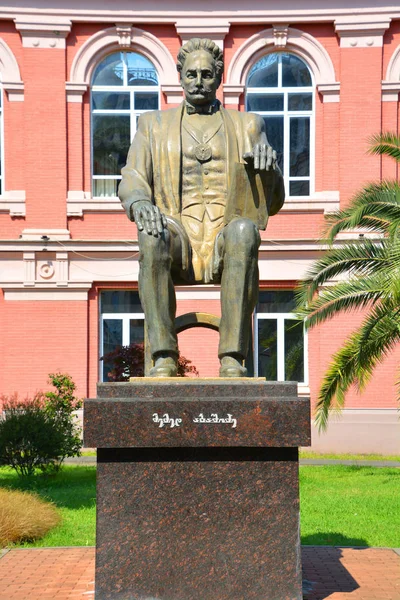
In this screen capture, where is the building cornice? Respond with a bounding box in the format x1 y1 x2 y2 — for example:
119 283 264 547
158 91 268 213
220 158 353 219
0 6 399 24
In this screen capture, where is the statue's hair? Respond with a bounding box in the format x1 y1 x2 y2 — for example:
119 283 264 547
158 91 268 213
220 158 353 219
177 38 224 81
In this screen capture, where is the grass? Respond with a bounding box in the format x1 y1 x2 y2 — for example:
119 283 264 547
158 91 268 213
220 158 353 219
0 464 398 548
300 451 400 461
300 466 400 547
0 466 96 547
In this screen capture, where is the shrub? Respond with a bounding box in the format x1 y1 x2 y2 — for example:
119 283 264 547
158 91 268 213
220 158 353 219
0 394 67 476
43 373 82 468
101 342 199 380
0 487 60 546
0 374 82 477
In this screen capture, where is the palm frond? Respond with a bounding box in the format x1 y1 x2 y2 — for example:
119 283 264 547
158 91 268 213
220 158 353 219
314 303 400 430
295 239 390 306
297 273 387 328
324 182 400 241
369 132 400 162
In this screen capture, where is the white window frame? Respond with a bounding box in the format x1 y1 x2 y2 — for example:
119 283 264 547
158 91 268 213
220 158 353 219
246 53 315 199
99 290 145 382
91 52 161 198
254 309 308 385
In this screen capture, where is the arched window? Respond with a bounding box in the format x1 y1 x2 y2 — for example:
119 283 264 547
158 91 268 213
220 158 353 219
246 53 313 197
91 51 160 197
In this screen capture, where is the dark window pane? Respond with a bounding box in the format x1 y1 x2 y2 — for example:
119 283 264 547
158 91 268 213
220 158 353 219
92 53 124 86
247 54 278 87
247 93 283 111
288 93 312 111
101 291 143 314
263 116 284 172
102 319 123 381
289 180 310 196
282 54 312 87
290 117 310 177
258 320 277 380
92 91 130 110
134 92 159 110
126 52 158 86
130 319 145 345
258 291 296 313
92 114 130 176
284 319 304 382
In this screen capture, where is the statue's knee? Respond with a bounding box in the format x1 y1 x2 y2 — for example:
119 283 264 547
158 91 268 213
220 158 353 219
138 230 170 265
224 218 260 251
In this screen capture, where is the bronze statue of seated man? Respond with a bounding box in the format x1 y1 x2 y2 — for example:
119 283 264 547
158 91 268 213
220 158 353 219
119 38 285 377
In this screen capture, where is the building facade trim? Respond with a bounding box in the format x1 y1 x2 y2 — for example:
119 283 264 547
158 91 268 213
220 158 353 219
225 26 340 102
67 25 179 94
0 38 24 101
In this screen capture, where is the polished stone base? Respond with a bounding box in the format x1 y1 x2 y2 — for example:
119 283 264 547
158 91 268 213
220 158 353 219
84 381 310 600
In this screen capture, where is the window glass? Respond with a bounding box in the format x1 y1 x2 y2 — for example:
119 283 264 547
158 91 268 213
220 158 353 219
258 291 297 313
247 54 279 87
255 291 306 383
246 53 313 198
92 53 124 86
92 115 130 176
100 291 145 382
282 54 312 87
101 291 143 313
91 51 160 197
284 320 304 382
257 319 278 380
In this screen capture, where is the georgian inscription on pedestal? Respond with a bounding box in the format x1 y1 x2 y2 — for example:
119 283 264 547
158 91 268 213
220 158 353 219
152 412 237 429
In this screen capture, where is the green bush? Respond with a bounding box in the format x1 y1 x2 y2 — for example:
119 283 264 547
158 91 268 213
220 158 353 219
0 374 82 477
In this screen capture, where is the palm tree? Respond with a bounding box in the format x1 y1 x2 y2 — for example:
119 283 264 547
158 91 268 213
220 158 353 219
296 133 400 430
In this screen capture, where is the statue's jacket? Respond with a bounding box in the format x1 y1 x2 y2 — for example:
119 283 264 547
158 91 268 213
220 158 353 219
119 103 285 231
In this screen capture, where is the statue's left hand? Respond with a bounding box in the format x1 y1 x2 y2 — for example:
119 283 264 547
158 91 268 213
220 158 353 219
243 144 277 172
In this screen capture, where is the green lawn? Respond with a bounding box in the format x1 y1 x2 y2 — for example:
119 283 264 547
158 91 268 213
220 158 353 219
0 464 399 548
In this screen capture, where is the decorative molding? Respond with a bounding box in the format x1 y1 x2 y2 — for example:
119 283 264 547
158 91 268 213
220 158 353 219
67 26 179 91
20 228 71 240
67 192 123 216
273 24 289 48
0 190 26 216
116 23 132 48
225 27 340 104
175 19 230 50
65 82 88 103
3 288 91 301
382 45 400 101
317 83 341 103
161 84 183 104
14 17 72 49
381 82 400 102
23 252 35 287
334 17 391 47
280 191 340 214
0 39 24 101
223 84 245 105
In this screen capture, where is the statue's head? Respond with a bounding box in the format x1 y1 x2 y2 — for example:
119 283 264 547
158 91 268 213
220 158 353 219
177 38 224 107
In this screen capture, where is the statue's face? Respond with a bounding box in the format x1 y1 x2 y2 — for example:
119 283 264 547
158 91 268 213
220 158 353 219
180 50 220 106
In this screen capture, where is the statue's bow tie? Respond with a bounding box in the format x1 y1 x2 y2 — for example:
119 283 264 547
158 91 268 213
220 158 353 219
185 101 220 115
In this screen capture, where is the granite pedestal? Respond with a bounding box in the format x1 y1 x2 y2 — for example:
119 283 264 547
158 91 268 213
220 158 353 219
84 380 311 600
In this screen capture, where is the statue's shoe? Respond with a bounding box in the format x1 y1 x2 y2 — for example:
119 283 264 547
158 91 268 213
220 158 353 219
219 363 247 378
149 359 178 377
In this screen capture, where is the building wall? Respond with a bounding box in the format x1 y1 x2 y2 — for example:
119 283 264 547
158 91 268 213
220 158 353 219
1 3 400 452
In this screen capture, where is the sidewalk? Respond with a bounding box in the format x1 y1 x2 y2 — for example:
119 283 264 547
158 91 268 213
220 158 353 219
0 546 399 599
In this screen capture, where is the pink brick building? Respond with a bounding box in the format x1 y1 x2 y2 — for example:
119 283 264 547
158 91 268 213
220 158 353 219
0 1 399 452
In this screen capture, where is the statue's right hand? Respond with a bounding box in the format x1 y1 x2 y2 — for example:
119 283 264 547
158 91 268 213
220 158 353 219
131 201 167 237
